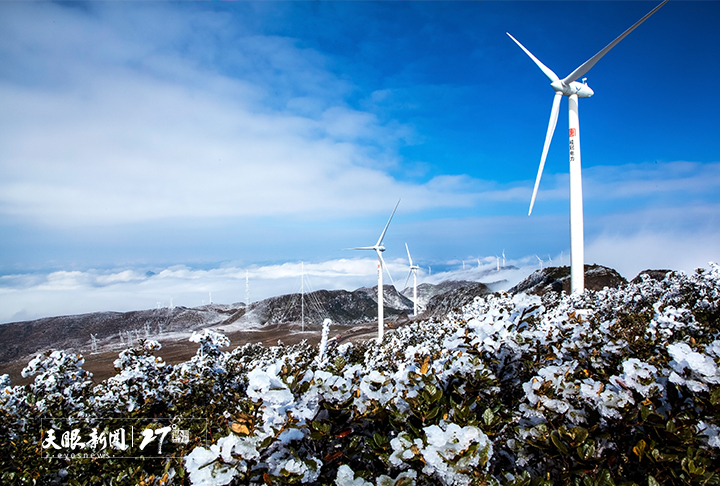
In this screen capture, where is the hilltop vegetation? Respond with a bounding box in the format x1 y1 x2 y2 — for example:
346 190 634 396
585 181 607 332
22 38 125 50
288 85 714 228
1 265 719 485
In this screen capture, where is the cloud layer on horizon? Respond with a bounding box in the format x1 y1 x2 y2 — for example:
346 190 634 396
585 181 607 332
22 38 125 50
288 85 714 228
2 227 719 325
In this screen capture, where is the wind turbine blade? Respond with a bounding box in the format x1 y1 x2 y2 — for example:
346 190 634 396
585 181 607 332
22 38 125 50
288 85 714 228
405 242 413 266
376 199 401 247
562 0 668 84
507 32 560 83
529 91 563 216
344 246 375 251
404 270 413 289
377 251 395 288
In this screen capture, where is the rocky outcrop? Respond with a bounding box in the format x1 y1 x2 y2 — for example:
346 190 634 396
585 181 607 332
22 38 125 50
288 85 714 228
631 269 673 284
244 286 413 328
509 265 627 296
418 282 491 320
401 280 480 311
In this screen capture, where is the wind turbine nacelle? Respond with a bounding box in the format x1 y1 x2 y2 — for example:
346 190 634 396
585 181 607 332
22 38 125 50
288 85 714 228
551 80 594 98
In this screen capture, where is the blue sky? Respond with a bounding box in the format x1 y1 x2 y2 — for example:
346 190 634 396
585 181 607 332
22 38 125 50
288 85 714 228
1 1 719 323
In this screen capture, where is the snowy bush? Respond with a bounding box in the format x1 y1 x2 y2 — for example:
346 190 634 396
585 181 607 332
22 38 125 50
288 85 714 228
0 264 719 485
94 339 171 415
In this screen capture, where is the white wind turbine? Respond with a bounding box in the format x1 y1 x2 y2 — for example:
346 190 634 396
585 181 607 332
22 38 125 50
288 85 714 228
404 243 420 317
507 0 667 294
348 200 400 341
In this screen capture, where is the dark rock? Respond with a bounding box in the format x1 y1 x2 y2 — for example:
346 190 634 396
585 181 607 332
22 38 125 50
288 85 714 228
245 286 412 328
418 282 491 320
510 265 627 296
631 269 673 284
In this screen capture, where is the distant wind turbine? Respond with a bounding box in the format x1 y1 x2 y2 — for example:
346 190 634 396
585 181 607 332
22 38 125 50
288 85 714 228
502 250 506 268
347 200 400 341
507 0 667 294
536 254 544 270
301 261 305 332
245 270 250 308
404 243 420 317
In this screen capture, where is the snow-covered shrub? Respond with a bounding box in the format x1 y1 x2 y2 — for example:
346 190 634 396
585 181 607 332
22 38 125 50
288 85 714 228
94 339 171 415
21 350 94 418
1 264 719 485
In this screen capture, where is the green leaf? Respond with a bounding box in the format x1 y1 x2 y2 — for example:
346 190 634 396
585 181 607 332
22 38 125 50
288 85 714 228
640 405 651 422
648 476 660 486
482 408 495 426
577 442 596 462
597 469 615 486
710 387 720 405
550 431 569 455
373 432 388 448
311 420 330 434
426 405 441 421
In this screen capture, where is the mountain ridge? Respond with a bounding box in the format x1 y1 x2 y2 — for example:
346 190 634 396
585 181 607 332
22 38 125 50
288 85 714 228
0 280 481 365
0 265 658 367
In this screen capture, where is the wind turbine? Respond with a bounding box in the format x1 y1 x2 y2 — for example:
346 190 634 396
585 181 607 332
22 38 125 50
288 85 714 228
404 243 420 317
536 255 544 271
507 0 667 294
348 200 400 341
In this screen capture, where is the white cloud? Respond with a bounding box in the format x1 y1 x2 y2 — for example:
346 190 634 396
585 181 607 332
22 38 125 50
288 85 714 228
585 230 720 281
0 2 505 227
2 226 717 324
585 161 720 200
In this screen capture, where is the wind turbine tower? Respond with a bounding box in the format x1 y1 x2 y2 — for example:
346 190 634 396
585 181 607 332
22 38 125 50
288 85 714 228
245 270 250 309
301 261 305 332
404 243 420 317
348 200 400 341
507 0 667 293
